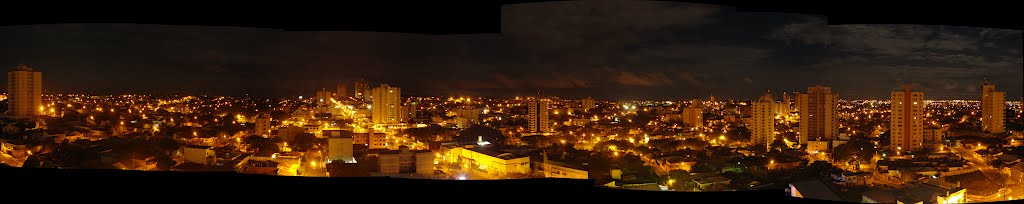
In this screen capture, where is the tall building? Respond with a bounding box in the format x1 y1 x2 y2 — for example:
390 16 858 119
527 99 551 133
353 80 369 99
981 82 1005 133
6 65 42 118
254 113 271 137
682 107 703 128
581 98 596 112
336 82 348 98
752 93 776 151
890 85 924 151
315 89 333 105
371 84 401 124
398 103 417 123
797 86 839 145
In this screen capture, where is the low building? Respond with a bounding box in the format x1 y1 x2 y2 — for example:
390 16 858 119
442 144 531 178
324 130 355 163
806 140 830 154
181 145 216 165
0 139 30 157
861 183 965 204
789 179 844 202
374 146 434 175
537 153 589 179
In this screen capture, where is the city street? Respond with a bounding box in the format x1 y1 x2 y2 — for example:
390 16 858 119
1 152 24 167
302 149 327 177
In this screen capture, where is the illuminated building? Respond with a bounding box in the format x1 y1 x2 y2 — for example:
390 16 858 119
356 128 387 149
890 85 924 151
581 97 596 111
336 82 348 98
325 130 355 163
798 86 839 145
981 82 1005 133
527 99 552 133
398 103 417 123
315 89 333 105
353 80 368 99
6 65 43 118
254 113 271 137
922 127 946 143
805 140 829 155
752 93 776 151
682 107 703 128
443 145 531 178
454 108 482 128
371 84 401 124
538 152 589 179
181 145 216 165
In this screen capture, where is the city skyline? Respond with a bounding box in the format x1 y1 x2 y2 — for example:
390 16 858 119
0 1 1021 100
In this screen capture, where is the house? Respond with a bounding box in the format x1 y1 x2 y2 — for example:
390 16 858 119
694 176 732 191
0 139 31 157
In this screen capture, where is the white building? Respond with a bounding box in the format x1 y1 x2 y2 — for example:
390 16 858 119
6 65 43 118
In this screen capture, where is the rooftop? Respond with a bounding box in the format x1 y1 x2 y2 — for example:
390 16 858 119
790 179 843 201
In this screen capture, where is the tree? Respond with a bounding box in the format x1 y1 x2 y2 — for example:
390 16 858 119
727 126 752 142
243 135 279 154
831 139 875 163
292 133 316 152
404 124 447 142
455 125 506 145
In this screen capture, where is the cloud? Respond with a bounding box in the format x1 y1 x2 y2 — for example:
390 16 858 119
615 71 673 87
743 77 754 84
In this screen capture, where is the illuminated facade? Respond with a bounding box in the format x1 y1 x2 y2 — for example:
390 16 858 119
6 65 43 118
890 85 924 151
353 80 368 99
325 130 354 163
581 97 596 111
444 146 531 178
527 99 552 133
752 93 776 151
981 82 1005 133
371 84 401 124
254 113 271 137
798 86 839 145
336 82 348 98
682 107 703 128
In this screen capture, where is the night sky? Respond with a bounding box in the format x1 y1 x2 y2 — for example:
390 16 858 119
1 1 1021 100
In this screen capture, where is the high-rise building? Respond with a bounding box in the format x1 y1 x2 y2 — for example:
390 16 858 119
354 80 369 99
581 98 596 112
890 85 924 151
371 84 401 124
981 82 1005 133
527 99 551 133
254 113 271 137
797 86 839 145
336 82 348 98
6 65 42 118
315 89 333 105
682 107 703 128
752 93 776 151
398 103 417 123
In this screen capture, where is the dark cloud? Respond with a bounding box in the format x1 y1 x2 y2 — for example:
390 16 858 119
0 1 1020 100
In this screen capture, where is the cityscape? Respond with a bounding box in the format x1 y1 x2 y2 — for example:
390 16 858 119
1 1 1022 203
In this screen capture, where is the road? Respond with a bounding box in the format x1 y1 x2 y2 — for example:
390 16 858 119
1 152 24 167
302 149 327 177
949 145 1019 203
